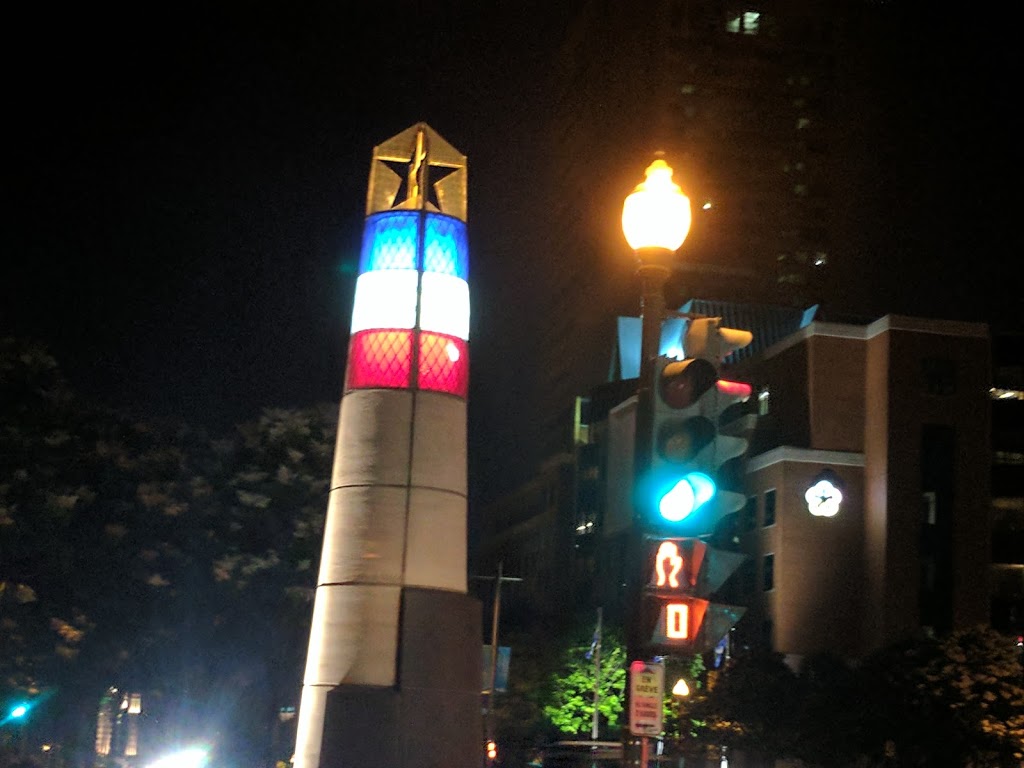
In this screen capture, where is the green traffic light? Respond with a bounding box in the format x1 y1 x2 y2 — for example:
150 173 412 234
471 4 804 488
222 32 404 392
658 471 716 522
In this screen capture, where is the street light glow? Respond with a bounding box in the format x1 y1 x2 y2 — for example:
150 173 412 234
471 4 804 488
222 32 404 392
622 159 692 252
145 747 209 768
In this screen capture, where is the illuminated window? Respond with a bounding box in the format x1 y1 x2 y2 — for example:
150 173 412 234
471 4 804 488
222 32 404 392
763 489 776 527
726 10 760 34
763 553 774 591
990 387 1024 400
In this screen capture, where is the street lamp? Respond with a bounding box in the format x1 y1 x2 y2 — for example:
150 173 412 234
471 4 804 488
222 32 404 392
621 157 691 763
621 157 692 440
622 159 692 253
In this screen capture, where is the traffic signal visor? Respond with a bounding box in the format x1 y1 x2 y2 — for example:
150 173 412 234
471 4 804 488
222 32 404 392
684 318 753 363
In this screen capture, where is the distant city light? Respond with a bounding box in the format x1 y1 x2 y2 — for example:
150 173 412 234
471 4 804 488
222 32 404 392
990 387 1024 400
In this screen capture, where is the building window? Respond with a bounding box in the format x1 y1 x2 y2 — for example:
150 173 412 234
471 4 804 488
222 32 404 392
725 10 761 34
764 489 777 527
744 495 758 531
763 554 775 591
741 558 756 595
921 357 957 396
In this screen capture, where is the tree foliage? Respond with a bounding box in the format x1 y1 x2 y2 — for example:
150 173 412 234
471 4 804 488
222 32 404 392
688 649 801 761
542 621 626 738
0 339 337 765
860 626 1024 767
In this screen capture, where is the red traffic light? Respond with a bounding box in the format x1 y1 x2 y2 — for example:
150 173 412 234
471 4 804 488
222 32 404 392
659 358 717 409
716 379 753 398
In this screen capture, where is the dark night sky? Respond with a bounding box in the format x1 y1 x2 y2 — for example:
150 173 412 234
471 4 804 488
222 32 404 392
4 2 1023 506
4 2 568 422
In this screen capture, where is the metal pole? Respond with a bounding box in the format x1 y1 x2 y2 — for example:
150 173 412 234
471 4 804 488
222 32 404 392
487 561 503 746
590 606 603 740
625 256 671 766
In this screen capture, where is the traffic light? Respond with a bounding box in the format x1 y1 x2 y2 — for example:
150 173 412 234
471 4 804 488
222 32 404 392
638 316 756 654
643 537 746 652
647 353 753 536
2 700 30 726
486 739 497 762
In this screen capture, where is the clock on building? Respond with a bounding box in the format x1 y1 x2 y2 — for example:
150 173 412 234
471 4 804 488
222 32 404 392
805 478 842 518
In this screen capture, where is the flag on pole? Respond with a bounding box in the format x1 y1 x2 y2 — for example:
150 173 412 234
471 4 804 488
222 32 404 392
585 608 602 660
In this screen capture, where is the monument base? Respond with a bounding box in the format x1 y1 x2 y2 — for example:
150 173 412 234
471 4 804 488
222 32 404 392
319 587 483 768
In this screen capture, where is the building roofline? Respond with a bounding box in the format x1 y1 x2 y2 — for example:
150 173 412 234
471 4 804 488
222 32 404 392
866 314 989 340
747 446 865 473
759 315 990 361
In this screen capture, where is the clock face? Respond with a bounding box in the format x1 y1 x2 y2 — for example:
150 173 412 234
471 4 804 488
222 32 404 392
805 479 842 517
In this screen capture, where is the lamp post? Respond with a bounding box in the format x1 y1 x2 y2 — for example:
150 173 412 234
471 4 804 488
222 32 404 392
621 157 691 765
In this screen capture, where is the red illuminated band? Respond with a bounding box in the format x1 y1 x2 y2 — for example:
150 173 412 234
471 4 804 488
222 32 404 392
418 332 469 397
716 379 753 398
346 329 468 397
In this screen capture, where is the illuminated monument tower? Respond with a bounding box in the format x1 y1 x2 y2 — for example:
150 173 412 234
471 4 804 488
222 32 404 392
294 123 482 768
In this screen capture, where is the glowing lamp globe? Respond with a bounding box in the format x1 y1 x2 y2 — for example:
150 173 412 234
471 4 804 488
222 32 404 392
622 159 692 252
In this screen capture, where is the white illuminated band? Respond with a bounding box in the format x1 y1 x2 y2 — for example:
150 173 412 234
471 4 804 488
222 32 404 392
655 541 684 589
350 270 418 332
419 272 470 339
350 270 470 341
666 603 689 639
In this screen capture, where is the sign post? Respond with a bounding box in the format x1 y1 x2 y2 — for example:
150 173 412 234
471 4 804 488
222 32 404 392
629 659 664 736
629 660 664 768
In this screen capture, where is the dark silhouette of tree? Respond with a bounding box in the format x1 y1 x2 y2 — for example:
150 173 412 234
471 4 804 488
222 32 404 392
1 339 336 766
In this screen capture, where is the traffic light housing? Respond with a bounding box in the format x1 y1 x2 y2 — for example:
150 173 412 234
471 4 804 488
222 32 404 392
642 537 746 652
646 354 753 536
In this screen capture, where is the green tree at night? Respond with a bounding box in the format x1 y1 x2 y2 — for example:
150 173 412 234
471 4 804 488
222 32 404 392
543 623 626 737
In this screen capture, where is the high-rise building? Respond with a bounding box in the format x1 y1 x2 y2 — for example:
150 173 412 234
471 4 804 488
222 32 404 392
94 687 142 768
501 0 896 493
990 333 1024 636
